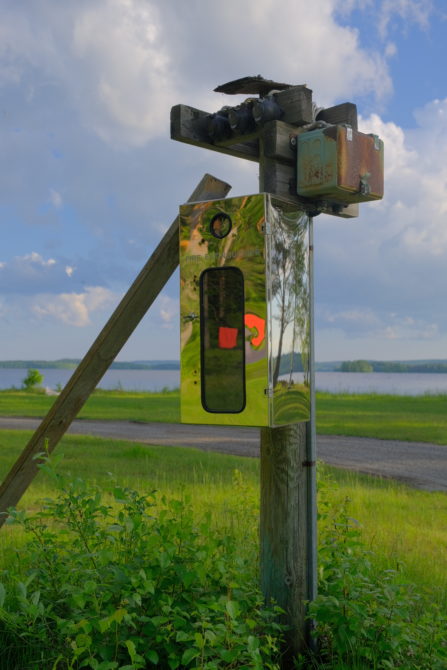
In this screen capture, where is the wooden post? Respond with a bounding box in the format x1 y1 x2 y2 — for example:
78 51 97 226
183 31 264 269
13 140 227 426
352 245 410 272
0 174 231 526
260 423 310 657
259 136 316 662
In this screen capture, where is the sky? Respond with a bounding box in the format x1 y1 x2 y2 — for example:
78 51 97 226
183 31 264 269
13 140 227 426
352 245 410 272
1 0 447 363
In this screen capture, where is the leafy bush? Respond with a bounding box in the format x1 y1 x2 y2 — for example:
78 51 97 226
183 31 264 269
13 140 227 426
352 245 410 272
303 476 447 669
1 456 446 670
0 459 284 669
21 368 44 391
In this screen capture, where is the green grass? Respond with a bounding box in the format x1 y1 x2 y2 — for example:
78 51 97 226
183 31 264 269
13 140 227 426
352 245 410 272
0 388 181 423
0 390 447 444
318 466 447 606
316 391 447 444
0 429 445 610
2 388 447 444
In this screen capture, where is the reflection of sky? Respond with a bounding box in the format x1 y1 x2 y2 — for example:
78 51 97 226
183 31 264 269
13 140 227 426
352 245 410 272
270 319 294 356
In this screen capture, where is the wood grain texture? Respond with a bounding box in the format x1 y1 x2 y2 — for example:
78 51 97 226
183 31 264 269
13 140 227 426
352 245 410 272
0 174 231 525
171 104 259 162
316 102 358 130
274 86 314 126
262 120 297 164
260 423 309 658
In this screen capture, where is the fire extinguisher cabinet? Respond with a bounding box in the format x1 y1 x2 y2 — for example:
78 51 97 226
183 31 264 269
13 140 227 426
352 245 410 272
179 193 311 427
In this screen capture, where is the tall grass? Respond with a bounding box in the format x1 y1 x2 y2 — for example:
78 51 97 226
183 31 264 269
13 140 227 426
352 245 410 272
1 430 445 604
0 433 445 668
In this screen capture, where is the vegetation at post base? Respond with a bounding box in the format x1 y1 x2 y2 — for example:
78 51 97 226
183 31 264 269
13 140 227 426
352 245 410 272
21 368 44 391
0 455 445 669
296 474 447 669
0 457 284 670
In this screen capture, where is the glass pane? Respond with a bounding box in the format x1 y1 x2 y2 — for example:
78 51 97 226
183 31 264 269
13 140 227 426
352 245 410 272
200 267 246 413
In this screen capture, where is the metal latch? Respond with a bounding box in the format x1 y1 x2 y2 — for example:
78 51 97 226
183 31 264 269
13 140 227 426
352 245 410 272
359 172 371 196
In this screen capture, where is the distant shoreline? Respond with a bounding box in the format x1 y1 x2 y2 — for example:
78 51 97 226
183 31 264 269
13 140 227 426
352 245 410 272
0 360 180 371
3 358 447 373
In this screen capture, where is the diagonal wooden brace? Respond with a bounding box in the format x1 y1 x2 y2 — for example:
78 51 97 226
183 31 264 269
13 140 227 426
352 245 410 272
0 174 231 526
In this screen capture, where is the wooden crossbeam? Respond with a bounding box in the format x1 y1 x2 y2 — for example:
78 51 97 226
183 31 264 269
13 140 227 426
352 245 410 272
0 174 231 526
170 86 314 164
171 104 260 162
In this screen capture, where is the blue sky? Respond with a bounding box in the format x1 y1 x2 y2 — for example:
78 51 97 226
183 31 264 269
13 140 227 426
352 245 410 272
1 0 447 362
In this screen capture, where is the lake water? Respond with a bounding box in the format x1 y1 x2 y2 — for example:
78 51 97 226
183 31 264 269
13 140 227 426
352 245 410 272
3 367 447 395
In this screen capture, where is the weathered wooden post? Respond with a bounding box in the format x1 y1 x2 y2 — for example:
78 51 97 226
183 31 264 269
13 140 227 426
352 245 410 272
172 75 383 663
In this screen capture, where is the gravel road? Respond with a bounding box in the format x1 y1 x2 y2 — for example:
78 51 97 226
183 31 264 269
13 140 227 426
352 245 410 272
1 417 446 492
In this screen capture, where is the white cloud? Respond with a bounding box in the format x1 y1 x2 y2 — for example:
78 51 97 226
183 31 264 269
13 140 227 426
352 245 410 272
360 100 447 258
32 286 118 327
158 294 179 329
319 307 438 341
23 252 56 267
335 0 435 39
377 0 434 38
49 188 63 208
0 0 394 147
71 0 176 144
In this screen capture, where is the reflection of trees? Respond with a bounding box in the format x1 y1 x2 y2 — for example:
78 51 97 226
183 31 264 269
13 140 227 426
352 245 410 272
271 209 309 388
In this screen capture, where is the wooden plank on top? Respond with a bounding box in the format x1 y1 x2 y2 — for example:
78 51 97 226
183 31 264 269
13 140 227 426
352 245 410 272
214 75 294 95
316 102 358 130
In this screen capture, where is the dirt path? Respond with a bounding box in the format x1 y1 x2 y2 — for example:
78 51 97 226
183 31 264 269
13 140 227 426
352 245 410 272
1 417 446 492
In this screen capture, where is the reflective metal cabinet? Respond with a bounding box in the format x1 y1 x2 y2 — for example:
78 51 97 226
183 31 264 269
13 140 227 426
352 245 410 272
179 193 310 427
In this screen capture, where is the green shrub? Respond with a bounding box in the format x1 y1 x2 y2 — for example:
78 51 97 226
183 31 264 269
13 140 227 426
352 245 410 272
21 368 44 391
0 459 284 669
302 475 447 669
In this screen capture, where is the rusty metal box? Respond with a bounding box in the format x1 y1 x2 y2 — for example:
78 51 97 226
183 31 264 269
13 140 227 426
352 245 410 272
297 125 384 204
179 193 311 427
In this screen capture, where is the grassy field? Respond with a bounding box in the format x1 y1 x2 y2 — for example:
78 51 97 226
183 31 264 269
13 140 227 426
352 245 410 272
2 388 447 444
0 428 446 609
1 389 446 603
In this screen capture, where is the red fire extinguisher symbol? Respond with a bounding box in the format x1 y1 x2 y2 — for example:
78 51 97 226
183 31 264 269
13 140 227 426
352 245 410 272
218 326 239 349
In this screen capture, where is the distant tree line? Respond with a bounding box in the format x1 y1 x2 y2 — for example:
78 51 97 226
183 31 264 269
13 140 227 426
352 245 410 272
276 352 305 376
340 360 447 373
340 360 373 372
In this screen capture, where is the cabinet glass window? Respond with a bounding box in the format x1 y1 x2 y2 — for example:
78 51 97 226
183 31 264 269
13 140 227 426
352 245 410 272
200 267 245 413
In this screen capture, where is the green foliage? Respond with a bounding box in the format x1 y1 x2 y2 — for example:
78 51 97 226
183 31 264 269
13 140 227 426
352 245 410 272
0 459 284 669
301 475 447 669
21 368 44 390
0 437 445 669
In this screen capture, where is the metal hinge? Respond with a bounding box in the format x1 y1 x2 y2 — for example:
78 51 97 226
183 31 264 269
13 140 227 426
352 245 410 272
264 386 274 397
368 133 381 150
